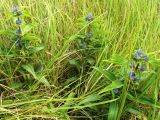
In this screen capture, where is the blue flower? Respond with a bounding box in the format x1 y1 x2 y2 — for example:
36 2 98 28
16 29 21 34
85 13 93 20
139 65 145 71
87 31 93 35
17 11 22 15
144 56 149 62
135 50 144 55
12 6 18 13
129 71 136 80
130 62 135 68
25 45 29 49
18 37 22 41
134 50 144 60
16 19 22 24
15 42 20 47
134 54 141 60
18 37 22 42
114 88 119 94
79 41 83 45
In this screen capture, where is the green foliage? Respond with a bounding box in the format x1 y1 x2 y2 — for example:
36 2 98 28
0 1 160 120
99 80 123 94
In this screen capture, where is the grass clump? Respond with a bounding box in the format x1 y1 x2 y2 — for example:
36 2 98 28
0 0 160 120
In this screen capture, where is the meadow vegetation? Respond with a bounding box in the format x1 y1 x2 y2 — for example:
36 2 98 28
0 0 160 120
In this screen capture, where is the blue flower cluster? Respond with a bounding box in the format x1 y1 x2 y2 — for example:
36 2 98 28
134 50 149 62
12 6 25 48
12 6 22 29
87 31 93 35
85 13 93 36
85 13 93 21
114 88 119 94
16 28 21 34
129 70 136 80
79 13 94 49
16 18 22 24
79 13 93 49
129 50 149 81
12 6 18 13
11 6 30 50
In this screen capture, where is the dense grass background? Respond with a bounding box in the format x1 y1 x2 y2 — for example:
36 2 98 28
0 0 160 120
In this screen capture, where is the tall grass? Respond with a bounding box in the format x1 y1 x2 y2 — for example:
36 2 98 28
0 0 160 120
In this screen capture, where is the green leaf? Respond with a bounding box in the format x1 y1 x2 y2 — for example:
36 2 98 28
94 67 116 81
99 80 123 94
0 30 14 35
139 71 155 81
69 59 80 72
22 64 37 79
103 70 117 81
9 82 23 89
22 64 50 86
138 72 157 97
155 112 160 120
126 106 142 115
61 92 75 114
128 94 160 108
87 58 95 65
21 24 33 35
109 54 127 66
38 76 50 86
108 101 119 120
23 34 41 42
149 58 160 66
78 94 101 105
31 46 44 53
64 77 77 86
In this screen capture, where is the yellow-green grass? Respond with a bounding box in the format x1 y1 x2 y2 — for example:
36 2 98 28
0 0 160 120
